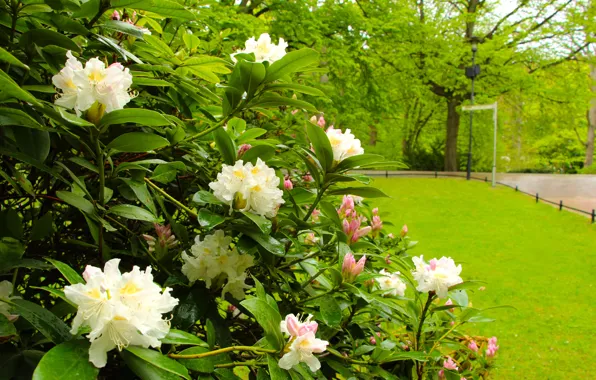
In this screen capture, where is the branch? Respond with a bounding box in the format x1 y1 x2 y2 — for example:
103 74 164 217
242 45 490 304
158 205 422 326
144 178 198 219
168 346 277 360
505 0 573 48
529 43 590 73
483 1 528 40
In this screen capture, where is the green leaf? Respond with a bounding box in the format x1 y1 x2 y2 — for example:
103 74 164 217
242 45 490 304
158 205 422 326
59 110 95 128
121 178 157 215
98 109 172 128
19 29 81 53
241 145 276 164
32 340 98 380
106 132 170 153
0 314 17 338
0 70 40 106
133 77 173 87
306 123 333 171
175 346 215 374
265 83 325 97
241 229 285 256
192 191 224 206
110 0 195 20
334 154 386 173
161 329 208 347
267 355 291 380
151 163 180 185
264 49 319 83
0 208 22 239
47 259 83 285
101 20 147 39
0 46 28 70
7 299 72 344
239 298 283 350
239 61 266 98
319 295 342 327
109 204 158 222
327 187 389 198
206 319 216 349
213 127 237 165
248 93 317 113
242 212 272 234
198 209 225 230
122 347 190 380
13 128 51 162
56 191 95 215
236 128 266 144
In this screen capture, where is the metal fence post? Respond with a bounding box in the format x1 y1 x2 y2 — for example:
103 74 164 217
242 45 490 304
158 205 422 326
536 193 539 203
385 170 388 178
435 171 438 178
559 200 563 211
515 185 518 192
485 176 487 182
592 209 595 224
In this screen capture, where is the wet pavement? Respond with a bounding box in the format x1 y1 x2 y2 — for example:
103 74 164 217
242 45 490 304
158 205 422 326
357 170 596 216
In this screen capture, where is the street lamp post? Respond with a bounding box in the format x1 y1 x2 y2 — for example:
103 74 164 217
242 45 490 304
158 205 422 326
465 37 480 180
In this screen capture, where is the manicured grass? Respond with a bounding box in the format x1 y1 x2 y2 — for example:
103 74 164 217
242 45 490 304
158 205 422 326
372 178 596 379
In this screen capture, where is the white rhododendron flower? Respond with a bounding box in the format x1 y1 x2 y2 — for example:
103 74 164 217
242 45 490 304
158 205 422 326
231 33 288 63
209 158 284 218
278 314 328 372
181 230 254 300
326 126 364 163
411 255 463 298
376 269 407 297
64 259 178 368
52 51 133 116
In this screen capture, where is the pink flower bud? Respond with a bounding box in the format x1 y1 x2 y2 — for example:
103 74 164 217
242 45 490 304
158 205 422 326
109 62 124 70
284 178 293 190
371 215 383 233
445 298 455 312
302 173 313 182
468 340 478 352
488 336 498 346
291 109 299 115
387 233 395 239
372 207 378 215
385 255 391 265
438 369 445 379
111 10 120 20
317 116 326 128
237 144 252 158
342 253 366 282
310 208 321 222
369 336 376 345
400 224 408 237
443 357 458 370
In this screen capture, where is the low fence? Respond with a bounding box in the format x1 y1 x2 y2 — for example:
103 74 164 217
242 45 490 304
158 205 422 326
358 170 596 223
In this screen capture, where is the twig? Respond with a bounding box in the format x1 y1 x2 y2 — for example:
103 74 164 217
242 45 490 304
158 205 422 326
168 346 277 359
144 178 197 218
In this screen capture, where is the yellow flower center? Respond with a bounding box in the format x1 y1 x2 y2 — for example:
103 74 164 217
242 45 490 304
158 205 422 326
88 70 105 83
87 288 102 299
120 282 139 295
233 169 245 179
251 185 262 192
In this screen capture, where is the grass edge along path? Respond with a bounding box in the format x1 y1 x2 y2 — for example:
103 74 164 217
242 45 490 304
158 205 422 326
371 177 596 379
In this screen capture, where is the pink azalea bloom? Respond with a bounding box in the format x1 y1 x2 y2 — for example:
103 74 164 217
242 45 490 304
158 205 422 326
338 195 355 217
438 369 445 379
237 144 252 158
303 173 314 182
111 10 120 20
468 340 479 352
280 314 318 337
369 336 376 345
284 178 293 190
371 215 383 234
317 116 326 128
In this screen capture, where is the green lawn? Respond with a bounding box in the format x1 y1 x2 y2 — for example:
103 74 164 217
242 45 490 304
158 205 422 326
372 178 596 379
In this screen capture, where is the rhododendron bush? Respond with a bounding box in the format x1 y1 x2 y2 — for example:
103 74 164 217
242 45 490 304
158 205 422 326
0 2 499 379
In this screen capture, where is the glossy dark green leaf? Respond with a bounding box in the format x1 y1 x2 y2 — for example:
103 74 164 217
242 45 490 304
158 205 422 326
110 0 195 20
334 154 386 172
198 208 225 230
265 83 325 97
106 132 170 153
99 109 172 128
56 191 95 215
121 178 157 214
236 128 266 144
13 128 50 162
242 212 272 234
192 191 224 206
161 329 208 347
264 48 319 83
306 123 333 171
121 348 187 380
32 340 98 380
0 70 40 106
206 319 216 349
108 204 158 222
47 259 83 285
19 29 81 53
268 355 291 380
8 299 72 344
241 145 276 164
0 108 51 131
101 20 147 39
319 295 342 327
0 46 28 70
241 229 285 256
175 346 215 374
213 127 237 165
240 298 283 350
239 60 266 98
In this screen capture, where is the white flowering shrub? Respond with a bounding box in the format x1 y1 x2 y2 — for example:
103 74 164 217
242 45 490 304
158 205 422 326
0 2 500 380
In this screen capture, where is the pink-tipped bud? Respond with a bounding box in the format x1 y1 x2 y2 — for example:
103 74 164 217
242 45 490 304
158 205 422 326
371 215 383 233
468 340 478 352
338 195 355 216
342 253 366 282
429 258 438 271
304 232 318 246
438 369 445 379
317 116 326 128
369 336 377 345
352 226 371 243
111 10 120 20
387 233 395 239
372 207 379 215
237 144 252 158
291 109 299 115
310 208 320 222
443 357 458 370
400 224 408 237
488 336 498 346
385 255 391 265
284 178 293 190
302 173 314 182
445 298 455 312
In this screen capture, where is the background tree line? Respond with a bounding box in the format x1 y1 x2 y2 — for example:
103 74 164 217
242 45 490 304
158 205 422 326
204 0 595 172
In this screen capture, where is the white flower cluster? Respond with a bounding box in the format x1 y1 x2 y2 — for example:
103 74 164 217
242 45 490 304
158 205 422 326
412 255 463 298
231 33 287 63
64 259 178 368
376 269 407 297
52 51 133 116
326 126 364 163
181 230 254 300
209 158 284 218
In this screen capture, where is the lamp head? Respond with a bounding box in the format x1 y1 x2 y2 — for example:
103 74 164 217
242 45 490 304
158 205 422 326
470 36 480 53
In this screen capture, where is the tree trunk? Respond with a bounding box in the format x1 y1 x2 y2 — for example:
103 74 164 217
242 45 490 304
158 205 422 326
444 99 461 171
369 125 378 146
586 63 596 167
